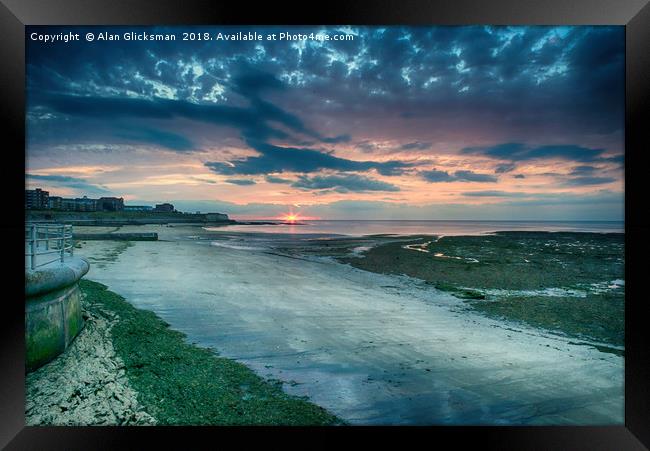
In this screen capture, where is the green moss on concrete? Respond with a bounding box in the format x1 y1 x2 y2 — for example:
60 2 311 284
64 289 84 345
26 283 86 371
26 305 64 370
79 279 343 425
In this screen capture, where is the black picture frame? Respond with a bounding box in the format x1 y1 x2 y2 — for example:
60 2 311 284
2 0 649 448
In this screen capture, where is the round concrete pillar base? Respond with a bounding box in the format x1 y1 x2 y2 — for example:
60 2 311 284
25 257 90 372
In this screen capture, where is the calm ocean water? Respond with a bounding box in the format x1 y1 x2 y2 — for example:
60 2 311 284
212 220 624 237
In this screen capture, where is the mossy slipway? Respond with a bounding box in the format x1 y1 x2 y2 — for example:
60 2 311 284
77 280 342 425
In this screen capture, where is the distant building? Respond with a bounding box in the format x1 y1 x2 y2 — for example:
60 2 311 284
72 196 98 212
154 203 175 213
205 213 229 222
25 188 49 210
97 197 124 212
124 205 153 212
48 196 63 210
27 188 183 216
60 198 77 211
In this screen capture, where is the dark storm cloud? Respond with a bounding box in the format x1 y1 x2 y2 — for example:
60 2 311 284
455 170 498 183
114 126 194 151
29 62 347 152
27 26 625 152
601 155 625 165
230 66 286 98
462 191 527 197
357 141 377 153
265 175 293 184
333 26 624 137
461 143 619 164
190 177 217 184
205 140 411 176
31 88 326 149
527 146 607 162
563 176 616 186
494 163 517 174
421 169 497 183
420 169 456 183
513 174 525 179
292 174 400 193
399 142 432 151
569 165 597 176
320 134 352 144
26 174 110 194
462 143 527 159
224 179 257 186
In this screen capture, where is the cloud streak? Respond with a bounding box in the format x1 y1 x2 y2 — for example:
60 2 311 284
205 140 411 176
224 179 257 186
421 169 497 183
461 142 620 164
26 173 111 195
292 174 400 193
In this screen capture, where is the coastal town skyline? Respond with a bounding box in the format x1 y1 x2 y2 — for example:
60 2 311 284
26 25 624 220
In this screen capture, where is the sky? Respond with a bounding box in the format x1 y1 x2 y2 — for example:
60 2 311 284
25 25 624 220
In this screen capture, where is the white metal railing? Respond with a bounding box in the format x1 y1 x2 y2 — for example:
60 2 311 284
25 223 74 270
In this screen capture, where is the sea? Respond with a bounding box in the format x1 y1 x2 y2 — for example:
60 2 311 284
208 219 624 237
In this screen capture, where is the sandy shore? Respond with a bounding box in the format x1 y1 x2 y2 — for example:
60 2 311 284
72 224 624 425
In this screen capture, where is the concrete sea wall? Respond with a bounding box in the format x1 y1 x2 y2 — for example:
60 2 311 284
25 257 90 372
